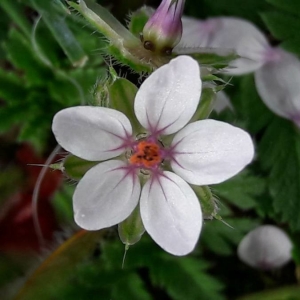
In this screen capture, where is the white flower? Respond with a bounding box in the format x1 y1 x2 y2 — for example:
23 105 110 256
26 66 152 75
52 56 254 256
179 16 300 127
255 48 300 127
178 17 271 75
237 225 293 270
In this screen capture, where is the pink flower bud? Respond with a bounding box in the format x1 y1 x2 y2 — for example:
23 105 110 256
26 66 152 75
142 0 185 55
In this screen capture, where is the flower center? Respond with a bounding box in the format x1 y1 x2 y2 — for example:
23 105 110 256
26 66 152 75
129 140 162 169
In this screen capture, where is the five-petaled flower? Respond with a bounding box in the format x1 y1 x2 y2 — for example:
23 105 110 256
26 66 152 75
52 56 254 255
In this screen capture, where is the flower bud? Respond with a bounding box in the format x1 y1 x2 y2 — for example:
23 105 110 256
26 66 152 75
142 0 185 55
237 225 293 270
118 205 145 246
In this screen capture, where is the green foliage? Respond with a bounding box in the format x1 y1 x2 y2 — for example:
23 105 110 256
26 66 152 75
149 256 225 300
129 7 149 37
30 0 88 67
108 77 141 132
228 75 273 134
185 0 271 27
103 238 225 300
266 0 300 16
202 217 260 256
236 285 300 300
14 232 224 300
0 0 106 151
216 74 300 231
213 170 266 210
259 118 300 230
51 183 75 224
262 0 300 56
63 155 98 180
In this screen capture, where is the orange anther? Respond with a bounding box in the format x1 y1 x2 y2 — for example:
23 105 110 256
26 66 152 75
129 141 162 168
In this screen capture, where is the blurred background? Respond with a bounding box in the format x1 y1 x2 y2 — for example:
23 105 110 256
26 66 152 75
0 0 299 299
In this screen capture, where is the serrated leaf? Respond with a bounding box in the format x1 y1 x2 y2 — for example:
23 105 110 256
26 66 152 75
213 171 266 210
112 273 152 300
230 75 273 134
150 256 225 300
259 117 300 230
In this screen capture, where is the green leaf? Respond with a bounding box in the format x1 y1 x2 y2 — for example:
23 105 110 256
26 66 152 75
213 171 266 210
229 75 273 134
0 102 29 132
185 0 271 28
261 11 300 56
129 7 151 37
51 183 75 224
0 69 26 103
4 28 50 85
0 0 32 39
68 0 136 42
149 256 225 300
176 48 239 70
191 88 216 121
266 0 300 17
112 273 152 300
202 218 260 256
30 0 88 67
259 117 300 230
101 238 225 300
63 155 98 180
108 77 141 132
237 285 300 300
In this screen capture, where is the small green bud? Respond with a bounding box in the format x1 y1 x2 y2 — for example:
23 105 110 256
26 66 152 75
191 185 219 220
118 205 145 246
63 155 97 180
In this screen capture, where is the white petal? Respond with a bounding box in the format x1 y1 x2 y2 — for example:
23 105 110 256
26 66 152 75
171 119 254 185
134 56 201 135
73 160 140 230
237 225 292 269
178 17 212 48
52 106 132 161
179 17 270 75
140 171 202 255
255 48 300 125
